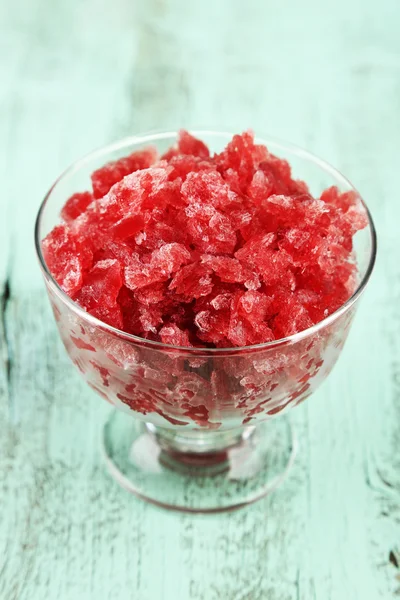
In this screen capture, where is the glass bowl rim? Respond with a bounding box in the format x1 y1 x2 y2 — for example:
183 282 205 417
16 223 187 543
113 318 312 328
34 129 377 355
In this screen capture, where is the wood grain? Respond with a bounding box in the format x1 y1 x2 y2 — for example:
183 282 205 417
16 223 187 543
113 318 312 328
1 0 399 598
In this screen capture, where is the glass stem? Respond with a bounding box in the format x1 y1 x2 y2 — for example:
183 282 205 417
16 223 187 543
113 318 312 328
145 423 256 467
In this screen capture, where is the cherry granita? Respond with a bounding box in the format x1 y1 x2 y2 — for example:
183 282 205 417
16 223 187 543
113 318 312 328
43 130 367 348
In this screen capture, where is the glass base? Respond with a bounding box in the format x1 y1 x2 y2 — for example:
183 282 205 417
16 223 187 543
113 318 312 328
102 410 298 513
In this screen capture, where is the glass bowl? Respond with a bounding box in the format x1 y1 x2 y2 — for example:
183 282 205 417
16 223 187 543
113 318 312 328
35 131 376 512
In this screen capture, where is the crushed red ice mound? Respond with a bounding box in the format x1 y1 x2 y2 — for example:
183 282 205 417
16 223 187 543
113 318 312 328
43 130 367 346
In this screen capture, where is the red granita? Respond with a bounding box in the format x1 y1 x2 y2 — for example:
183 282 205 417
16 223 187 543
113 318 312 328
43 129 367 348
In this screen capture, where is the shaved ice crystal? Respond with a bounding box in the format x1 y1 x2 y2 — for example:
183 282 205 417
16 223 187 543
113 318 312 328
43 130 367 347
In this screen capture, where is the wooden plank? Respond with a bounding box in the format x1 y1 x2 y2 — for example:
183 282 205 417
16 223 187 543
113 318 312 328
1 0 400 598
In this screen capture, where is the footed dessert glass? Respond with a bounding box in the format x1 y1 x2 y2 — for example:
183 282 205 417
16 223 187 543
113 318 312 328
35 131 376 512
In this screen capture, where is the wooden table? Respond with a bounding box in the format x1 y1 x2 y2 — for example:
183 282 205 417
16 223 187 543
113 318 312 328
1 0 398 598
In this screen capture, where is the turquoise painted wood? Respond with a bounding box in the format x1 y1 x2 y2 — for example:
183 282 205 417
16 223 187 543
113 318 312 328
0 0 399 598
